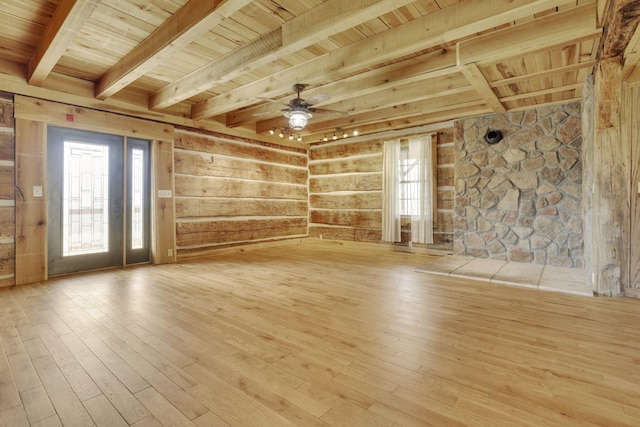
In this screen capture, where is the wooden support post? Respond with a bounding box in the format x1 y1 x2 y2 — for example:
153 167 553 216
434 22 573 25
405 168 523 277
591 59 630 296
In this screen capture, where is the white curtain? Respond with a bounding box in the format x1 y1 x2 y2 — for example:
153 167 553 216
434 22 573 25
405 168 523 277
409 134 434 244
382 139 401 242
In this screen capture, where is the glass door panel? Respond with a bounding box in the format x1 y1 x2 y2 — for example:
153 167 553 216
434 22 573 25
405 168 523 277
48 126 124 276
126 138 150 264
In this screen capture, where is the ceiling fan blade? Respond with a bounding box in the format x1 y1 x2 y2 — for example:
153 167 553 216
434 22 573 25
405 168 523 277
310 108 348 117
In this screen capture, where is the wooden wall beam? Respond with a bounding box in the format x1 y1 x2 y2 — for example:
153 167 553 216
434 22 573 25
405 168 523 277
28 0 100 86
591 60 630 296
14 119 47 285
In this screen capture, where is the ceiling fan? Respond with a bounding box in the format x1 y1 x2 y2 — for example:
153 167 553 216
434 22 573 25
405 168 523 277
261 84 347 131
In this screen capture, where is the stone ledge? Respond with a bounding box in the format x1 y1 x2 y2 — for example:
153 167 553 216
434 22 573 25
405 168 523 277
416 255 592 296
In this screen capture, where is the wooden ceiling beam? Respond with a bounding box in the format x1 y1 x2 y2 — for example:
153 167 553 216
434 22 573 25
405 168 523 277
150 0 416 110
226 48 458 128
598 0 640 63
28 0 100 86
457 3 601 67
193 0 576 120
95 0 253 100
459 63 506 113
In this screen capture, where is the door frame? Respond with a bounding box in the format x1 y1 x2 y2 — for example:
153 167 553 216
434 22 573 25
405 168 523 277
14 96 176 285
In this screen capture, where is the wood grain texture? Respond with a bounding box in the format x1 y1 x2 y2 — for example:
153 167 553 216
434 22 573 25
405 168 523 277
592 60 630 296
626 85 640 291
14 118 45 285
174 129 309 252
1 239 640 425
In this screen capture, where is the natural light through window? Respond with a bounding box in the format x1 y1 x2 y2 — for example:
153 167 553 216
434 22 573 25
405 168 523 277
399 146 419 216
131 148 144 249
63 141 110 256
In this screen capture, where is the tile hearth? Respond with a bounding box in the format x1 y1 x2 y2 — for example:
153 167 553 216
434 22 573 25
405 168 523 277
416 255 592 296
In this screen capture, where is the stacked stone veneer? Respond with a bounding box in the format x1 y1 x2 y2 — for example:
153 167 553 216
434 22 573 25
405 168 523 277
454 102 583 268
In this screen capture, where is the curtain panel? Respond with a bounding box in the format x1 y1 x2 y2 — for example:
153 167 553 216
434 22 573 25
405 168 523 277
382 139 401 242
408 134 434 244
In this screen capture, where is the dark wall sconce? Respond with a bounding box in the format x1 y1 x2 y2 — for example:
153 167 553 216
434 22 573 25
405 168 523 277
484 129 503 144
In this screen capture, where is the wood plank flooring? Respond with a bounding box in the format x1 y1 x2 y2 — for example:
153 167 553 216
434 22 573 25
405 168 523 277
1 239 639 426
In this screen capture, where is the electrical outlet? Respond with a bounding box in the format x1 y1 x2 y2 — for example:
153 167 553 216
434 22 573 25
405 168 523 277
33 186 43 197
168 249 173 257
158 189 172 198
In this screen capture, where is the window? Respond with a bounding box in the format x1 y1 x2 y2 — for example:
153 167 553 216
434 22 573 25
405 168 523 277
399 145 420 216
382 135 436 244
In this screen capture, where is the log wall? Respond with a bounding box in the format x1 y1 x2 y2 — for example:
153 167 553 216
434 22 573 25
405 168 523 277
174 129 308 256
308 130 455 248
0 93 14 287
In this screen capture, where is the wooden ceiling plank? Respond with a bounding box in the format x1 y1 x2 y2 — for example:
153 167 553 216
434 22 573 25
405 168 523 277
499 83 583 102
459 63 506 113
95 0 253 99
193 0 577 120
28 0 101 86
264 93 485 135
491 60 597 87
226 48 458 127
150 0 417 110
457 3 601 67
254 74 472 132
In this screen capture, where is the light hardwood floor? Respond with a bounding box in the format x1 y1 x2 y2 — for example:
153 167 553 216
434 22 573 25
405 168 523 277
1 239 639 426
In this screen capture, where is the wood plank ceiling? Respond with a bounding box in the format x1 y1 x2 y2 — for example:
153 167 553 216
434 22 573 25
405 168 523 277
0 0 612 147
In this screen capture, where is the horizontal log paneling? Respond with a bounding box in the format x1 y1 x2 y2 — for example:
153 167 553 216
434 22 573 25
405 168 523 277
176 199 308 218
309 129 454 248
309 192 382 210
175 129 308 253
309 173 382 193
0 205 14 238
310 140 383 161
437 188 454 211
0 94 14 287
0 166 14 199
308 226 382 243
176 218 307 247
309 210 381 228
0 97 14 127
175 150 308 185
308 154 382 175
175 175 307 200
0 133 14 160
175 131 308 167
0 242 14 278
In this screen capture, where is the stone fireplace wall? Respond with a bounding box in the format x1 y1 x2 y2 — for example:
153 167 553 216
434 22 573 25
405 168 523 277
454 102 583 268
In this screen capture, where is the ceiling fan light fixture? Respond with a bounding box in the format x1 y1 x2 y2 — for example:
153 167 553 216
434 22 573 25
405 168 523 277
285 108 312 131
278 130 284 138
323 135 328 142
